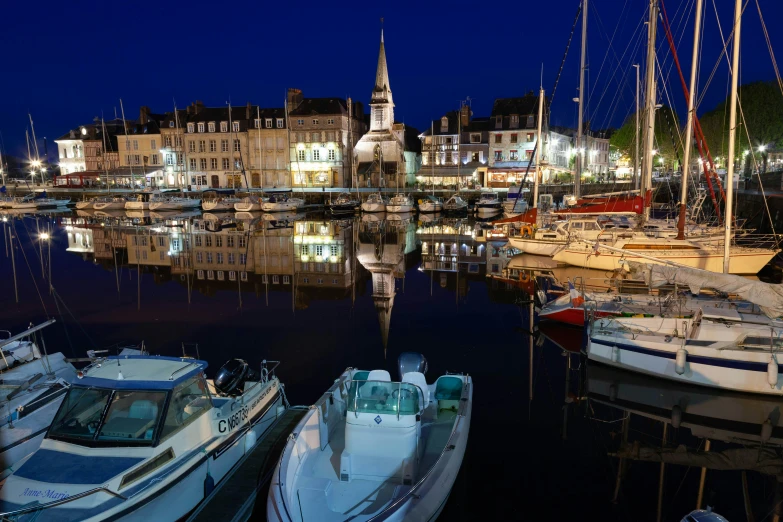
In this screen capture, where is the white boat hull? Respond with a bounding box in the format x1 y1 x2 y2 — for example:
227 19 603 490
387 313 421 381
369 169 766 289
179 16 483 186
234 202 263 212
387 204 413 213
75 201 94 210
93 201 126 210
149 199 201 211
125 201 150 210
261 200 303 212
361 202 386 213
418 202 443 213
507 237 564 257
475 206 502 216
202 201 235 212
553 243 776 274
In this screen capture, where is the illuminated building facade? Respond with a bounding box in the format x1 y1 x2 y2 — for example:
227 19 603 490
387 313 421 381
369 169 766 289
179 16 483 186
117 107 165 187
247 108 289 188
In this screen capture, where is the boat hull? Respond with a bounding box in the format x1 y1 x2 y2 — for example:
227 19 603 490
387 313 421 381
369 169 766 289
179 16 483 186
201 201 235 212
261 201 303 212
125 201 150 210
387 204 413 213
148 200 201 211
475 205 502 216
507 237 564 257
553 243 777 275
418 202 443 213
361 202 386 213
75 201 94 210
328 203 360 214
93 201 126 210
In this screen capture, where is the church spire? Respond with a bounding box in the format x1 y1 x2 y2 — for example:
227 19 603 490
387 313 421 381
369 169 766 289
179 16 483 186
373 25 391 99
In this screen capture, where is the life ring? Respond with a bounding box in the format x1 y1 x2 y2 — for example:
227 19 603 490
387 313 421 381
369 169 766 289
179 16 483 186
519 271 531 283
522 225 533 238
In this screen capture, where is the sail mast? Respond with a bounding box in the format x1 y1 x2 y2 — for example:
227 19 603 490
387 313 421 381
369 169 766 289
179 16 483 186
641 0 659 219
101 117 110 195
534 87 544 209
723 0 742 274
575 0 588 199
120 99 133 189
677 0 704 240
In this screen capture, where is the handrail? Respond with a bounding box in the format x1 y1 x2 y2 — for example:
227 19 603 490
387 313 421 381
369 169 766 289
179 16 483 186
168 361 199 381
366 379 471 522
0 486 126 519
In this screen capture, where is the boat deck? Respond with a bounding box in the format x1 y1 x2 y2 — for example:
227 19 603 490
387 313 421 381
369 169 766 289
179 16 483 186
186 407 307 522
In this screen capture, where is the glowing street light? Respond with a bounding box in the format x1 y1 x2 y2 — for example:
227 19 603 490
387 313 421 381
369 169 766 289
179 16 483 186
31 160 41 168
39 232 50 241
743 150 750 157
758 145 767 153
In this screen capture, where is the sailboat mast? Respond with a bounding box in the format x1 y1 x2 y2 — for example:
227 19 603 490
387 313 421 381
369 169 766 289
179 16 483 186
28 114 42 183
101 117 110 195
677 0 704 240
431 121 435 193
642 0 659 219
120 99 133 189
534 87 544 209
575 0 588 200
257 106 262 191
723 0 742 274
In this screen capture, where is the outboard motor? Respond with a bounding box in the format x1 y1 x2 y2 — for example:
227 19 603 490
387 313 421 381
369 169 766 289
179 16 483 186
398 352 428 381
214 359 260 396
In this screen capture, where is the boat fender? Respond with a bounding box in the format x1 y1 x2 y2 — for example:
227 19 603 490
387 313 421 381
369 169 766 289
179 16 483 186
761 419 774 443
244 428 257 453
768 356 779 389
675 349 687 375
611 346 620 363
520 272 531 284
671 405 682 429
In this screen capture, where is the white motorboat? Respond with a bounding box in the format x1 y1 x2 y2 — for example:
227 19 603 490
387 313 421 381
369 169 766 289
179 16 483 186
233 195 267 212
552 236 777 275
503 186 530 214
508 217 606 257
361 193 388 213
0 356 285 521
261 195 304 213
268 352 472 522
148 195 202 211
442 195 468 213
203 197 242 212
125 193 156 211
418 195 443 213
75 199 95 210
93 197 128 211
473 192 502 216
387 193 414 213
327 193 361 214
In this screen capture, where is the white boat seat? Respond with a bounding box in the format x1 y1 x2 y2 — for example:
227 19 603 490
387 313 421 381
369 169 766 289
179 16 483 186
360 370 392 399
401 372 429 409
129 400 159 420
367 369 391 381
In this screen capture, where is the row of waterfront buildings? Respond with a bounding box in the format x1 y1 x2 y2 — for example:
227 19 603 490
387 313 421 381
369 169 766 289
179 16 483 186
49 30 614 191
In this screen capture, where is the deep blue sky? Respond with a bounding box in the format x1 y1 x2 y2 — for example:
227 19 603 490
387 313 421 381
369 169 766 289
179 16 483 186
2 0 781 160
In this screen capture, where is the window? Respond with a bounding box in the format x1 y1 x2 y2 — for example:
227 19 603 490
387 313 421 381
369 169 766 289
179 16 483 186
217 271 224 281
233 139 240 152
177 154 183 166
315 245 324 257
220 121 228 132
234 159 242 170
240 271 248 281
527 133 534 142
166 154 174 166
494 151 503 161
216 253 223 264
196 252 203 263
197 140 205 152
330 244 338 256
209 140 216 152
227 236 234 247
509 150 519 161
276 118 284 128
265 118 272 128
157 237 165 247
328 149 335 161
510 115 519 128
187 123 195 133
261 274 268 284
374 108 383 127
313 149 321 161
200 158 207 170
221 139 229 152
132 140 139 150
198 123 205 132
254 119 261 129
133 155 141 165
205 236 212 247
311 132 320 142
175 136 182 147
210 158 217 170
208 122 215 132
222 158 230 169
190 158 197 170
232 121 240 132
188 140 195 153
495 115 502 129
317 278 324 284
195 236 202 247
239 237 247 248
169 121 175 128
312 119 319 125
239 253 247 264
510 134 518 143
527 115 534 127
327 118 334 125
494 134 502 144
197 270 205 279
150 139 157 149
297 150 306 161
332 279 338 284
215 236 222 247
165 136 172 147
283 275 290 284
272 275 279 284
228 253 235 264
151 154 159 165
229 271 236 281
206 252 213 263
297 119 304 125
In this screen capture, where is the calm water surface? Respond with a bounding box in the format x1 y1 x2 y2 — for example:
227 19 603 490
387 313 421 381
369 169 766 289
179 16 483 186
0 211 778 521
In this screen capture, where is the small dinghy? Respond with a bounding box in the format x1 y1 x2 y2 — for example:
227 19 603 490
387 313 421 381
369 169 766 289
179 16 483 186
0 356 285 521
268 352 472 521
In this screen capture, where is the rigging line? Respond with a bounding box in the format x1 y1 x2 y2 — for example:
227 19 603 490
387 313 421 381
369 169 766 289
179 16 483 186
51 288 99 350
655 53 686 156
754 0 783 97
585 0 631 109
595 26 648 132
51 284 74 354
545 0 583 122
14 218 49 316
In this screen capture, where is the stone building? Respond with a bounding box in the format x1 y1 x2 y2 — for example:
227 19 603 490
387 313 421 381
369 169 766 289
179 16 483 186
354 30 417 189
116 106 166 187
287 89 365 188
55 119 125 185
247 108 289 188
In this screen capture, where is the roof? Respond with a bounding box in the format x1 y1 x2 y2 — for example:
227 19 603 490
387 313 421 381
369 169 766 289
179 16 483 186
77 355 208 391
490 94 550 130
288 98 348 116
419 112 490 137
56 119 126 142
372 29 391 101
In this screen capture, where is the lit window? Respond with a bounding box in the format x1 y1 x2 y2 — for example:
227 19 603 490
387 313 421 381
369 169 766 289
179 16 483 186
208 122 215 132
509 150 519 161
232 122 240 132
276 118 284 128
297 150 306 161
265 118 272 128
313 149 321 161
328 149 335 161
166 154 173 166
198 123 205 133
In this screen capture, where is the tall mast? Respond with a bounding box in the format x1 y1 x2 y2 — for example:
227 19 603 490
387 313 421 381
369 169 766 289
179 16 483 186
575 0 588 199
723 0 742 274
457 106 461 188
642 0 659 219
257 106 262 191
28 114 42 183
431 121 435 193
677 0 703 240
228 102 233 189
174 103 185 190
348 98 356 195
633 64 640 190
120 99 133 189
101 117 110 195
534 87 544 209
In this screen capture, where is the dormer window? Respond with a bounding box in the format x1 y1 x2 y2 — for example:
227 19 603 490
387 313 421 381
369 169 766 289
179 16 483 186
254 119 261 129
265 118 272 128
440 116 448 133
470 133 481 143
495 116 502 129
197 123 205 133
187 123 194 133
169 121 175 128
527 115 534 127
232 121 240 132
208 122 215 132
220 121 228 132
510 115 519 129
276 118 284 128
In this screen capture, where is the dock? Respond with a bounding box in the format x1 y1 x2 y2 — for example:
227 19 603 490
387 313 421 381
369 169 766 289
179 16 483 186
187 407 307 522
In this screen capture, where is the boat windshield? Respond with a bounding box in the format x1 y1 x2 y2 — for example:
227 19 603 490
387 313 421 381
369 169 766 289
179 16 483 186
347 380 421 416
48 386 167 446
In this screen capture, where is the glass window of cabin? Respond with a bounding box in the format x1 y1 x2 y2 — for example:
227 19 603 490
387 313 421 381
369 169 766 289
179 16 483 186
570 222 583 230
97 390 167 442
347 381 421 416
49 387 112 442
159 375 212 441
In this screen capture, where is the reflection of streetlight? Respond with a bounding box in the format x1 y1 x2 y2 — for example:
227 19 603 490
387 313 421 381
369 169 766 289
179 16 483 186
39 232 50 241
31 160 41 168
658 157 664 165
759 145 767 153
743 150 750 156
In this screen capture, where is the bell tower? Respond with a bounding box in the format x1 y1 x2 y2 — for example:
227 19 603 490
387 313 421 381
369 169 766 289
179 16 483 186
370 27 394 132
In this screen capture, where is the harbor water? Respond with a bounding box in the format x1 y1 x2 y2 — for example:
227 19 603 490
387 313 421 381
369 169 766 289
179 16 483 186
1 211 779 520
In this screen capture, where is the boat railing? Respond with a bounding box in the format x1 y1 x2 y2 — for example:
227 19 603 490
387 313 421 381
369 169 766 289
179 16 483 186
168 361 200 380
0 486 127 519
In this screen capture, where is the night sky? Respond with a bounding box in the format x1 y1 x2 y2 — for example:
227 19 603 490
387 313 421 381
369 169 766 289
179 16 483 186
2 0 782 160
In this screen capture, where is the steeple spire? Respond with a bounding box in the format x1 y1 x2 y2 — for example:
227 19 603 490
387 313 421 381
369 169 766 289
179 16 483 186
373 23 391 99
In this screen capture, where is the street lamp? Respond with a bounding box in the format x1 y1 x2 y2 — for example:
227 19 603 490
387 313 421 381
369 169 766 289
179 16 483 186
758 145 767 153
39 232 50 241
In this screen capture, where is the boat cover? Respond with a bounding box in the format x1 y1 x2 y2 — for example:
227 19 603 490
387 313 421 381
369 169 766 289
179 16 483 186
626 261 783 318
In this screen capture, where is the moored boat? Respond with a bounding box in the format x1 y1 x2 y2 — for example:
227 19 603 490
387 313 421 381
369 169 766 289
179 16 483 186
267 352 472 522
361 193 388 213
148 195 202 211
386 193 414 213
442 194 468 213
418 195 443 213
473 191 502 216
261 194 304 212
327 192 361 214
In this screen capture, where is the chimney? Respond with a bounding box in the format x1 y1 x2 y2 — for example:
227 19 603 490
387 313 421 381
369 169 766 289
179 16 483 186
139 106 150 123
287 88 303 111
194 101 204 115
246 102 252 120
460 105 470 127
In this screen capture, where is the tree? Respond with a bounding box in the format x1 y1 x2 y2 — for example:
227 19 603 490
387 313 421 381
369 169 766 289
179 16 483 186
610 106 680 168
699 81 783 169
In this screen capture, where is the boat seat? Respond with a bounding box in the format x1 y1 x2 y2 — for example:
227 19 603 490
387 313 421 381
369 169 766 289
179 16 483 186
129 400 159 420
434 376 463 411
367 370 391 382
359 370 392 399
402 372 429 409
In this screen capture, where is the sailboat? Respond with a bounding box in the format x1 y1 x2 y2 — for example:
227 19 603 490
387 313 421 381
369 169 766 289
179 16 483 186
326 192 361 214
443 194 468 213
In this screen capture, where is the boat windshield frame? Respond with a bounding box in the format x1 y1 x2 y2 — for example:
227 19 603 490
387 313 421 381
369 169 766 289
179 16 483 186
346 379 423 419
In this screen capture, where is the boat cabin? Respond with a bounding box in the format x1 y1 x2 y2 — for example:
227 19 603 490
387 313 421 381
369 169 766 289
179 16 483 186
535 218 603 240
